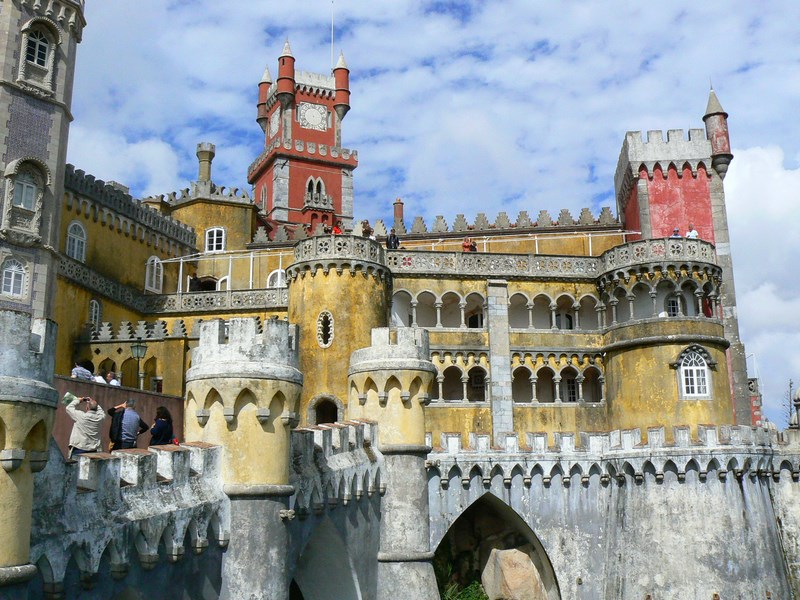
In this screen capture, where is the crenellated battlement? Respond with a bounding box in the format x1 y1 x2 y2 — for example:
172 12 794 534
189 317 300 376
614 129 713 206
143 179 252 208
290 419 383 518
426 425 800 493
65 165 196 247
370 206 618 238
0 310 57 404
248 137 358 179
29 441 229 585
20 0 86 41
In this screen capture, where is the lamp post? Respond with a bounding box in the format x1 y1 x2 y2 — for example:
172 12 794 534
130 337 148 390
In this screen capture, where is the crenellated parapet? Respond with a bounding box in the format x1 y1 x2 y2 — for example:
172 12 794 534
247 137 358 180
372 206 618 238
29 441 229 591
289 420 384 518
20 0 86 42
142 180 252 208
427 424 789 488
614 129 712 210
64 165 196 250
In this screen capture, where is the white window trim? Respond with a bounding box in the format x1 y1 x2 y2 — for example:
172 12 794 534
66 221 87 262
267 268 287 288
205 227 226 253
89 299 102 331
672 347 714 400
1 259 25 297
145 256 163 293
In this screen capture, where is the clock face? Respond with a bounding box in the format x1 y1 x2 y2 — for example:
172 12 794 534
298 102 328 131
269 110 280 137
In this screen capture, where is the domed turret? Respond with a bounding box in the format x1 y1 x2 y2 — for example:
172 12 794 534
276 40 296 110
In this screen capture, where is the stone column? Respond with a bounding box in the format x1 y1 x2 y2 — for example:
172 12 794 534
184 318 303 600
487 280 513 439
348 328 439 600
0 312 58 594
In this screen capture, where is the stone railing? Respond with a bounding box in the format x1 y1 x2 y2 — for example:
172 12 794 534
599 238 717 275
141 288 289 314
386 250 600 279
59 255 149 312
293 234 385 264
304 192 333 209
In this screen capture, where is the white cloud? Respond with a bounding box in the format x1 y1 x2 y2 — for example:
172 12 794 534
66 2 800 423
725 147 800 424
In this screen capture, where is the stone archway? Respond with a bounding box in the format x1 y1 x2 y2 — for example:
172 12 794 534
291 519 362 600
433 493 561 599
306 394 345 425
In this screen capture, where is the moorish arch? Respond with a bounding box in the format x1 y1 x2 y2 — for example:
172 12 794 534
290 518 362 600
432 492 561 599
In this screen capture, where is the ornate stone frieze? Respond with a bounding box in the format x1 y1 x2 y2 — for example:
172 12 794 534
387 250 599 280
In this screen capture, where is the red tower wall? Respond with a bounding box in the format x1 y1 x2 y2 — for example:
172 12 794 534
622 186 641 241
642 164 714 243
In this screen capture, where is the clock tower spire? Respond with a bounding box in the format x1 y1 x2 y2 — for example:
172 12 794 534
248 45 357 238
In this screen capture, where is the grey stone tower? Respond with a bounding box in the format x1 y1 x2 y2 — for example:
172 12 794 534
0 0 86 319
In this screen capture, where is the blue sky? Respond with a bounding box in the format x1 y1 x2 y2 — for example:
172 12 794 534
67 1 800 426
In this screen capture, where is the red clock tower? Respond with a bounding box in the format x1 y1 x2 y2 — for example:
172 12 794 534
248 42 357 238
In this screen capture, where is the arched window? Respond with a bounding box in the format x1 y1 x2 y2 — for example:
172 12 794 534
66 222 86 262
12 172 37 210
145 256 163 293
1 259 25 296
267 269 287 288
466 367 486 402
205 227 225 252
680 351 709 397
26 30 49 66
89 299 102 331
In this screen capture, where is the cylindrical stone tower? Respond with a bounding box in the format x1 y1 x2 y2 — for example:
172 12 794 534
348 327 439 600
288 235 390 424
185 317 303 599
0 311 58 591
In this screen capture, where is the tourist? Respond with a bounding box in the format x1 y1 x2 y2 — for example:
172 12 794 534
686 223 699 239
106 371 120 386
669 227 682 238
93 370 106 384
386 228 400 249
65 395 106 458
71 362 94 380
150 406 175 446
108 399 148 450
332 220 343 235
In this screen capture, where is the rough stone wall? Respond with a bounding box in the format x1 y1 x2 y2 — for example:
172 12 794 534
428 425 800 599
23 440 229 599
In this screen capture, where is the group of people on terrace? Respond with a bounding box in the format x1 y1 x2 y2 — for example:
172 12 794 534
64 393 175 458
670 223 699 239
71 361 120 386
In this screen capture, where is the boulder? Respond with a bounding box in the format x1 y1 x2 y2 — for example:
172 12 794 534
481 548 548 600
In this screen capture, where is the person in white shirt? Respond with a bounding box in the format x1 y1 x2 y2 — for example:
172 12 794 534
686 223 699 239
66 396 106 457
105 371 121 386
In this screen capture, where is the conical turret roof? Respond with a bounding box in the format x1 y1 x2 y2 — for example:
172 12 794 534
705 87 727 117
335 51 348 70
281 40 293 58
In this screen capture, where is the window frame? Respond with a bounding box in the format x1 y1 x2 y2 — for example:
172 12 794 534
205 227 226 253
12 172 37 211
267 268 287 288
145 256 164 293
1 259 25 297
66 221 87 262
89 299 102 331
671 345 716 400
25 30 49 67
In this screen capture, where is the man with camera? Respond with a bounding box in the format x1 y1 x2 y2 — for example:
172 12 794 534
65 395 106 458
